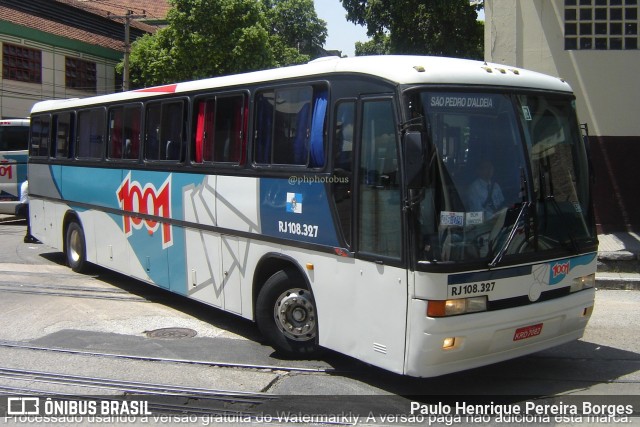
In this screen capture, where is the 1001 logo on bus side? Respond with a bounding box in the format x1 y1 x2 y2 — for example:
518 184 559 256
116 172 173 248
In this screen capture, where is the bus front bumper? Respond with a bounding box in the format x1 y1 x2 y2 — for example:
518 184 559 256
404 289 595 378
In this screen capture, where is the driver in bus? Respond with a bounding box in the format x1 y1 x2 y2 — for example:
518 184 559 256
467 159 505 218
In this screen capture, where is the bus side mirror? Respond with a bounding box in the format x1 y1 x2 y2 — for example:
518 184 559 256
404 131 425 189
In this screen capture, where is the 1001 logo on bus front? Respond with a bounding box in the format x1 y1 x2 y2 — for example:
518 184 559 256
116 172 173 248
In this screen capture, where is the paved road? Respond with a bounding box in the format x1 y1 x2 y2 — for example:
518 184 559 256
0 219 638 426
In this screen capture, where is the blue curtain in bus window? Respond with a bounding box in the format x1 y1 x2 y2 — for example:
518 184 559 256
292 102 310 164
255 93 273 163
309 90 327 167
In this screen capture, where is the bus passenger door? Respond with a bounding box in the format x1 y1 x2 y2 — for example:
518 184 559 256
321 96 408 374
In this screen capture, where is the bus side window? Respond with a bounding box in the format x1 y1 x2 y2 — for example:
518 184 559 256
77 108 105 159
145 103 161 160
273 86 312 165
108 107 124 159
109 105 141 160
30 115 50 157
54 112 73 158
333 100 355 246
254 91 274 163
193 98 215 163
214 95 245 163
161 101 185 162
124 105 141 160
254 85 326 167
357 99 402 259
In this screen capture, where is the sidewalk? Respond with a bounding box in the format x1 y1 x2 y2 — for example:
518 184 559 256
1 214 638 289
596 231 640 290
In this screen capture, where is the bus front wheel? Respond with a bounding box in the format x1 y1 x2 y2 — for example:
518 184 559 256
256 268 321 357
65 221 87 273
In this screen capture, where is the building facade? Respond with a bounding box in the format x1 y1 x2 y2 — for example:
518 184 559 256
0 0 166 119
485 0 639 232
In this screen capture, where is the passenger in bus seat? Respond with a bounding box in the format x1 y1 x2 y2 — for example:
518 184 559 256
467 159 505 218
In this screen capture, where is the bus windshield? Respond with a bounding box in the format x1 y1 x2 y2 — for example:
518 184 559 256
408 90 596 266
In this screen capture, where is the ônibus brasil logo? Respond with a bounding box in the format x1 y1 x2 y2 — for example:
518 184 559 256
116 172 173 248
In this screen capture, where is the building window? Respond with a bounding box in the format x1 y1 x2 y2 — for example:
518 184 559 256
565 1 640 49
66 57 97 93
2 43 42 83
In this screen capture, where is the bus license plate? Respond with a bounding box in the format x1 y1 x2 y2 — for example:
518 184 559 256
513 323 543 341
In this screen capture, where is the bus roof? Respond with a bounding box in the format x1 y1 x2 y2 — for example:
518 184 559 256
30 55 573 114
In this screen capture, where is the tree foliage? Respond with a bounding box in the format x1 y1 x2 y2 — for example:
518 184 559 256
263 0 328 58
124 0 327 88
341 0 483 59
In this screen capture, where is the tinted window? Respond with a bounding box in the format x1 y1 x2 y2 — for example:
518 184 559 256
193 94 246 164
255 85 327 167
145 101 185 162
108 104 141 160
77 108 105 159
29 116 50 157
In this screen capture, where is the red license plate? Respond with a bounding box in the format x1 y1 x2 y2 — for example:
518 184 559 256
513 323 543 341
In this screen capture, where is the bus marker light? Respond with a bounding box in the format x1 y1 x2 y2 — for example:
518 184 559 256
442 337 456 350
306 263 314 271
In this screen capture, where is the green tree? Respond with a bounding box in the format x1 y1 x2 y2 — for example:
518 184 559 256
341 0 483 59
124 0 327 88
355 34 390 56
263 0 327 58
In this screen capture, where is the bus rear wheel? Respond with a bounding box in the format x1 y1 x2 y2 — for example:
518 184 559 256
65 221 87 273
256 268 321 357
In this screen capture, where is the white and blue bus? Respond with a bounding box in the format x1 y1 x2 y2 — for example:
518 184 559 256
0 119 29 214
28 56 598 377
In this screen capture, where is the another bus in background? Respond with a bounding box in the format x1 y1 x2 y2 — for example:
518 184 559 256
0 119 29 214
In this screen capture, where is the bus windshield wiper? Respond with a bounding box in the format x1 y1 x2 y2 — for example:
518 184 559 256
488 201 531 268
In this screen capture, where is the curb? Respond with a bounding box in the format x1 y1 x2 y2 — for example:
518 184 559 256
595 272 640 291
0 215 24 223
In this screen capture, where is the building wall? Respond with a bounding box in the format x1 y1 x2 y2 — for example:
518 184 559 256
485 0 640 231
1 27 119 119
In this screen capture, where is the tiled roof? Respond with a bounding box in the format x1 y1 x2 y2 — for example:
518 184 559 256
59 0 171 22
0 0 170 53
0 5 126 52
54 0 160 33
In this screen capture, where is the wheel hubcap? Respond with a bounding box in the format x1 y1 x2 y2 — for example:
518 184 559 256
274 288 317 341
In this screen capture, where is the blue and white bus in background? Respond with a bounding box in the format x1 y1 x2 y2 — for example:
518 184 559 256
28 56 598 377
0 119 29 214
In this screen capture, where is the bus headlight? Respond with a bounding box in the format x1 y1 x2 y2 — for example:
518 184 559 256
427 296 487 317
570 273 596 292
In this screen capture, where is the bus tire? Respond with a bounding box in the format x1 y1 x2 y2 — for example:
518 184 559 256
256 268 322 357
65 221 87 273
